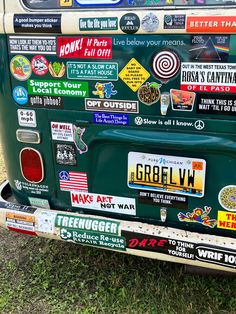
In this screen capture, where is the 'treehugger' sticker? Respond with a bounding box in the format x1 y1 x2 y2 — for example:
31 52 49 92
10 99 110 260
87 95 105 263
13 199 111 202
56 214 119 235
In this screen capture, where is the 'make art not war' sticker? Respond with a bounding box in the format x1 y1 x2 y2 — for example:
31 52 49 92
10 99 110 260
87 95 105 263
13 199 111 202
71 191 136 215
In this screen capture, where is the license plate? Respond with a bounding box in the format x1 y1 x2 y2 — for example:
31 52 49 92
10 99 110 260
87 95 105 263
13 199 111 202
128 152 206 198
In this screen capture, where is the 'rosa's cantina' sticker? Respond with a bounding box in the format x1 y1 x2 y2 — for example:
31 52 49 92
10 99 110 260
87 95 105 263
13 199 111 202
10 55 32 81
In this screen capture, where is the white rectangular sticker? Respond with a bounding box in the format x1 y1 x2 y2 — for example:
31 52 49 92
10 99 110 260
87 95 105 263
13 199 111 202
37 211 57 234
71 192 136 215
181 62 236 93
76 0 121 5
17 109 36 127
128 152 206 198
51 122 73 142
9 36 57 55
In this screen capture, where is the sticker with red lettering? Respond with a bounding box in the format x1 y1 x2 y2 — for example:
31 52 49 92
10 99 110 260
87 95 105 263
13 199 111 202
31 55 49 76
51 122 74 142
121 230 195 260
218 211 236 231
57 37 112 59
181 62 236 93
71 191 136 215
6 212 37 236
187 16 236 34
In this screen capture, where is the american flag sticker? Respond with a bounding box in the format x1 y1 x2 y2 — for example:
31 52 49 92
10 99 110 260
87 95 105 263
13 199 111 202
59 171 88 192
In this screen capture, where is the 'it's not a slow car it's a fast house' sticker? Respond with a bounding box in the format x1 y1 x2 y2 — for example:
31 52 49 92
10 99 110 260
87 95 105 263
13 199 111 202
128 152 206 198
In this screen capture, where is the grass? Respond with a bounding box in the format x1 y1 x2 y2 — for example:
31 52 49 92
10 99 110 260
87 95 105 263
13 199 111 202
0 234 235 314
0 146 235 314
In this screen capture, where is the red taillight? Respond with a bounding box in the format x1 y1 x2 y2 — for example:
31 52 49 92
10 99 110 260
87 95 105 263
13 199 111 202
20 148 44 183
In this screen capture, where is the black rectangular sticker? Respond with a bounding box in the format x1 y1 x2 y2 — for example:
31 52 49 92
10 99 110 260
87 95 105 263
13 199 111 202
0 201 37 214
122 231 195 260
14 15 61 34
139 191 188 209
196 94 236 116
122 231 236 269
54 143 77 166
29 95 64 109
190 35 230 63
196 246 236 269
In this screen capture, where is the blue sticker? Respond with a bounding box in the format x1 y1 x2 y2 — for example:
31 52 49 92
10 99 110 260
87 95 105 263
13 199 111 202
59 171 70 181
13 86 28 105
75 0 122 6
92 82 117 99
93 113 129 125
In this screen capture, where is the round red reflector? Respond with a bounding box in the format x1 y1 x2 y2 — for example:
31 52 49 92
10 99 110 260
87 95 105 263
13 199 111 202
20 148 44 183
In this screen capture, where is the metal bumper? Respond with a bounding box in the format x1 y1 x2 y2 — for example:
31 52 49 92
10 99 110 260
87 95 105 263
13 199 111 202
0 180 236 273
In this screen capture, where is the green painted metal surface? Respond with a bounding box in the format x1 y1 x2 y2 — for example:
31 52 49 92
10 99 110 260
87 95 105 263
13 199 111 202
0 31 236 239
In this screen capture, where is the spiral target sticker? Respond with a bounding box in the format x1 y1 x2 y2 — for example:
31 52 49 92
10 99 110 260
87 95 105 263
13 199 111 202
218 185 236 211
152 50 180 82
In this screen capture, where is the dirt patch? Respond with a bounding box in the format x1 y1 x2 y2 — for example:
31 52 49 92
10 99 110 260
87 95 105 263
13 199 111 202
0 143 6 182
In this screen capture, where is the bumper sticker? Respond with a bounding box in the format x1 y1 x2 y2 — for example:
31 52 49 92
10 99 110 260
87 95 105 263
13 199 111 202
71 191 136 216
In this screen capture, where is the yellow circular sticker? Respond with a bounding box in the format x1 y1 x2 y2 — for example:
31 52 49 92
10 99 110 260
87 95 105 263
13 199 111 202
10 55 32 81
218 185 236 211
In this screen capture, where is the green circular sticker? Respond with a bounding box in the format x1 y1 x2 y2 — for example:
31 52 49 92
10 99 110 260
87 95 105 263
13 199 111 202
10 55 32 81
